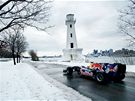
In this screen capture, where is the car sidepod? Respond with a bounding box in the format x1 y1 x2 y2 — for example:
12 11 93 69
80 66 94 77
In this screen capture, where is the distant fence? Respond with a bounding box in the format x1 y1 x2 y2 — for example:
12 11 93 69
111 57 135 65
85 56 135 65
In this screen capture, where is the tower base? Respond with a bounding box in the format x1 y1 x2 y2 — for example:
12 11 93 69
63 48 83 62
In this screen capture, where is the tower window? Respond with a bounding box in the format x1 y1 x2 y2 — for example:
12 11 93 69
70 24 72 28
70 33 72 37
70 43 74 48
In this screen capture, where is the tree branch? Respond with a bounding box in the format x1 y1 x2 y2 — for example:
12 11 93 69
0 0 12 10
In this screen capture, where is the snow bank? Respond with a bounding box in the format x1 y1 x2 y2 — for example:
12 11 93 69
0 58 11 62
126 65 135 72
0 61 91 100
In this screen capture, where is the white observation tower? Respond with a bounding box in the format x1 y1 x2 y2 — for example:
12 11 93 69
63 14 83 61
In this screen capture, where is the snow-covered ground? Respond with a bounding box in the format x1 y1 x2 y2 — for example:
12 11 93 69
0 58 12 62
126 65 135 73
0 61 91 101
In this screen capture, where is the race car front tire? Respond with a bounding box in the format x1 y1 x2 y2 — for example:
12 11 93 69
66 67 73 75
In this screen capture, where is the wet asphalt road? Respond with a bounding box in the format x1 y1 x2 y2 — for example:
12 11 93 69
30 62 135 101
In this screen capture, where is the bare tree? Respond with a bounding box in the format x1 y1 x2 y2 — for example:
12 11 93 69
119 0 135 47
0 0 52 33
3 31 18 65
14 29 28 63
2 27 28 65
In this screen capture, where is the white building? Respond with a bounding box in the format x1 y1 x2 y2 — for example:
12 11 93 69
63 14 83 61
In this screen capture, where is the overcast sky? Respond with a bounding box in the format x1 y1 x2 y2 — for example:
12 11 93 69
23 0 128 56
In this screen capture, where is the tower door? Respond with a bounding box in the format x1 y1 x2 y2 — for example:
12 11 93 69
70 43 74 48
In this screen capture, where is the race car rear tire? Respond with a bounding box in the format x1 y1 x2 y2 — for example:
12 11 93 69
95 73 105 83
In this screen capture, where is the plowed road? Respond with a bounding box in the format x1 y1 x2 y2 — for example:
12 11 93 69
30 62 135 101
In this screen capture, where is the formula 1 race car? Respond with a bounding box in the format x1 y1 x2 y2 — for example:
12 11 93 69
63 63 126 83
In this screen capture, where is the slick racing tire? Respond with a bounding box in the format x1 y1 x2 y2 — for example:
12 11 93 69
114 73 125 82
